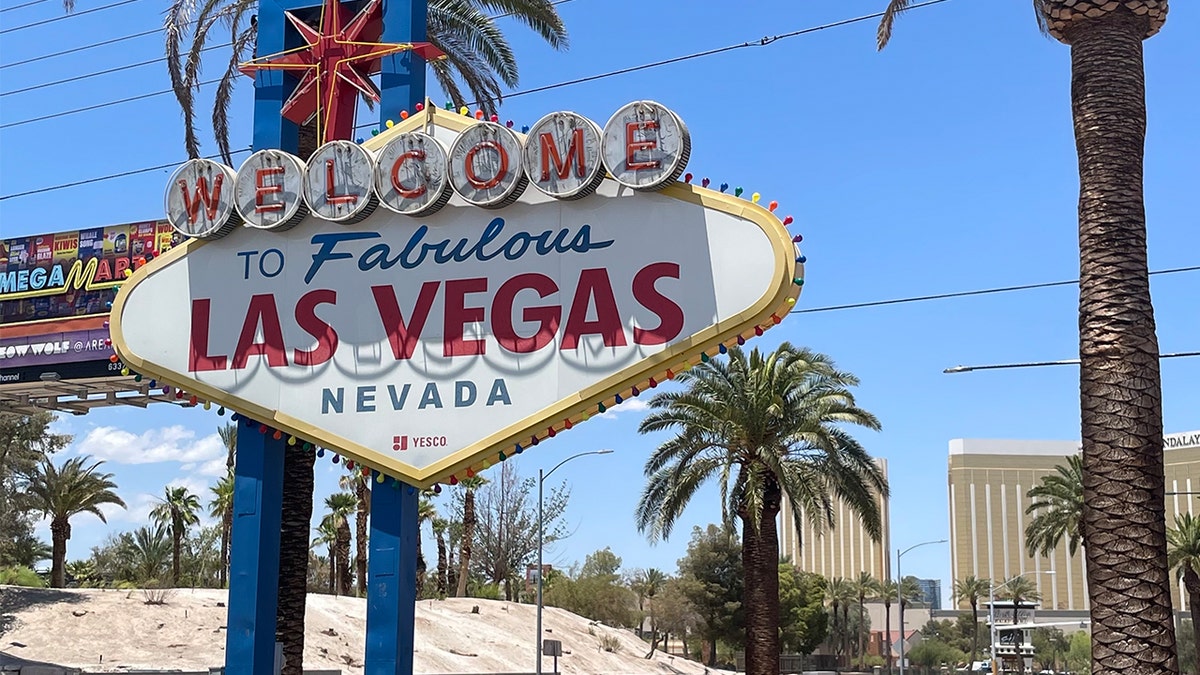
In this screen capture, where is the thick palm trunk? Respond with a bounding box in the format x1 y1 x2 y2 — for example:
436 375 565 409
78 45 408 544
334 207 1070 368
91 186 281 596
277 445 315 675
49 518 69 588
970 601 979 663
328 545 337 595
456 489 475 597
741 481 781 675
171 516 182 586
884 600 892 673
435 529 448 597
355 481 368 597
1184 566 1200 675
417 528 427 592
337 520 352 596
219 507 231 587
1064 7 1178 673
858 597 866 668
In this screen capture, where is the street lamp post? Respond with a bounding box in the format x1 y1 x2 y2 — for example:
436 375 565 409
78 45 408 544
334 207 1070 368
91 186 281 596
536 449 613 675
987 571 1054 675
896 539 947 675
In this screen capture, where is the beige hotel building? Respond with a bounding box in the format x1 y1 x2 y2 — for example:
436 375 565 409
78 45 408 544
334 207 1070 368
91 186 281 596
780 458 891 583
948 429 1200 612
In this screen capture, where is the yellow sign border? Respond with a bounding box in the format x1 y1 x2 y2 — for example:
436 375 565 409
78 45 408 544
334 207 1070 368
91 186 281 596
111 103 803 489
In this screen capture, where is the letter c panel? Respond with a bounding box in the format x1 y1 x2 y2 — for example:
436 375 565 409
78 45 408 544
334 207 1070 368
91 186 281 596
374 131 453 217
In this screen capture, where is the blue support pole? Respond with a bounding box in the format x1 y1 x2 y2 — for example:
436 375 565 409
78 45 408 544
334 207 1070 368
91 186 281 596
366 2 427 674
252 0 301 153
225 418 286 675
365 481 420 675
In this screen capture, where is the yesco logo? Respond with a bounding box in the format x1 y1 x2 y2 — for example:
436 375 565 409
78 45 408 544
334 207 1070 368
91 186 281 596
165 101 690 240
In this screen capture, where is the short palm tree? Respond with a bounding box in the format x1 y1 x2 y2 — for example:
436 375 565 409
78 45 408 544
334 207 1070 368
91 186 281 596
151 486 202 586
164 0 569 164
1025 455 1085 557
998 576 1042 606
455 475 487 597
952 575 991 663
825 577 855 662
339 471 372 597
25 455 125 587
636 344 885 675
128 524 173 582
432 516 450 597
324 492 358 596
879 2 1176 670
417 495 436 591
852 572 879 667
1167 513 1200 661
209 473 234 587
312 517 339 594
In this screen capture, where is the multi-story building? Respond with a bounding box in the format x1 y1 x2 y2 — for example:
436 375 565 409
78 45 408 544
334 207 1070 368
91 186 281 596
916 578 942 610
947 429 1200 612
780 458 891 583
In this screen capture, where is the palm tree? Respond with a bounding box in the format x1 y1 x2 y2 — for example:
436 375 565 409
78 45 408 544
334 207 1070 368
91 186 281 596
324 492 357 596
209 473 234 587
218 423 236 472
636 344 886 675
878 580 898 672
417 495 436 591
825 577 855 662
128 524 173 582
643 567 667 651
1168 513 1200 666
879 2 1176 670
998 576 1043 606
455 475 487 597
313 517 339 595
432 517 450 597
151 486 202 586
952 575 992 664
852 571 879 667
339 471 372 597
164 0 569 164
896 576 921 665
1025 456 1085 557
25 455 125 587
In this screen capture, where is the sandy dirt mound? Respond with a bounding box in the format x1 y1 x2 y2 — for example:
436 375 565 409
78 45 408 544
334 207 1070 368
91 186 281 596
1 586 713 674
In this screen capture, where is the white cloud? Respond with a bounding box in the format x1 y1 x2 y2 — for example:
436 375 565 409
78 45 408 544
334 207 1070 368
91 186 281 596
597 397 650 420
80 425 225 466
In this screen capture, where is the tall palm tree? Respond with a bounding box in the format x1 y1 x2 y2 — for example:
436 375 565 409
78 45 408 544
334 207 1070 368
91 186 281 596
1025 456 1085 557
151 486 202 587
417 495 436 592
432 517 450 597
339 471 372 597
852 571 879 667
25 455 126 588
313 517 339 595
879 2 1176 670
1168 513 1200 667
455 475 487 597
324 492 357 596
636 344 886 675
209 473 234 587
825 577 855 663
896 576 921 665
879 580 898 672
277 445 316 675
218 423 236 472
952 575 991 664
998 576 1042 606
163 0 569 164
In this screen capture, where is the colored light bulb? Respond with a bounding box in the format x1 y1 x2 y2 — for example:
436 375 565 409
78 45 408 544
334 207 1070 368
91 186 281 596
400 110 410 120
734 187 744 197
751 192 760 203
684 173 693 183
768 200 778 212
783 215 794 226
415 102 424 111
701 178 710 188
385 119 394 128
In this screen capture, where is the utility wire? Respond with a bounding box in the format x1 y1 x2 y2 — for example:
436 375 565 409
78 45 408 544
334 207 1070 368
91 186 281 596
944 351 1200 374
0 148 252 201
0 77 220 128
791 265 1200 314
0 0 143 35
0 0 53 13
2 44 227 96
0 25 162 69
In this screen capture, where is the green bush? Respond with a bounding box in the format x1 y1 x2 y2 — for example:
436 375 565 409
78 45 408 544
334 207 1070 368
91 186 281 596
0 566 47 587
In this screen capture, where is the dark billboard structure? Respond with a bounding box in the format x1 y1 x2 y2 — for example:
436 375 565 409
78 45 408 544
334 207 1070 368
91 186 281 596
0 222 191 414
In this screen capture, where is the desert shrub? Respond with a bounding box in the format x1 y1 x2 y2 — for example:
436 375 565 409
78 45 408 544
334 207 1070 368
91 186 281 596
0 566 46 587
600 634 621 653
141 581 175 605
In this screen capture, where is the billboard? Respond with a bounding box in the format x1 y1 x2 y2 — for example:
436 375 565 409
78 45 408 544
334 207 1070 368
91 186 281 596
113 102 803 488
1 221 181 325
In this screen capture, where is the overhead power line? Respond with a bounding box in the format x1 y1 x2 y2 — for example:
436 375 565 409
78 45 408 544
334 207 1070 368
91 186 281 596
0 25 162 69
1 44 227 96
0 0 144 35
944 351 1200 374
0 0 54 13
0 0 950 192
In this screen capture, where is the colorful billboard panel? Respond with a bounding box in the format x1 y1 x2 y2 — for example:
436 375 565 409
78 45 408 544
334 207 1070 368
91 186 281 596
1 221 180 325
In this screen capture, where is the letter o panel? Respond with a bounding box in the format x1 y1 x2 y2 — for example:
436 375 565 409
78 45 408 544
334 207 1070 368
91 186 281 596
522 111 605 200
374 132 454 217
448 122 528 209
303 140 379 223
601 100 691 191
164 158 242 240
235 150 309 231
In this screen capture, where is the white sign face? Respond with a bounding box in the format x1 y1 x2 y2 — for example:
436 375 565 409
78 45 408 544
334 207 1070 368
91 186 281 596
120 104 799 488
235 150 308 230
165 159 242 239
374 131 453 217
448 122 528 208
304 141 378 222
522 111 605 200
601 100 690 191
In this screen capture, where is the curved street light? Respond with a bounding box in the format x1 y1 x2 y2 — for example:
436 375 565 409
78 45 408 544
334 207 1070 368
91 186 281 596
535 449 613 675
896 539 947 675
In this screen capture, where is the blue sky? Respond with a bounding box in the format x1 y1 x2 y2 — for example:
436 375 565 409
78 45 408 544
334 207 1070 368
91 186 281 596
2 0 1198 603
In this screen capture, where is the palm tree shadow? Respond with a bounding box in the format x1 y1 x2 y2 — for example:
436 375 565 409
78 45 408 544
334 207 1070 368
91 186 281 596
0 586 86 638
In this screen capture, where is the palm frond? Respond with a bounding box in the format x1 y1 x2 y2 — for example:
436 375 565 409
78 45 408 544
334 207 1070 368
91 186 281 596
876 0 914 51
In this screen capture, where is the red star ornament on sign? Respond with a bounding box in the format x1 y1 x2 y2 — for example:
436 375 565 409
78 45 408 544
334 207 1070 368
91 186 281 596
239 0 444 143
